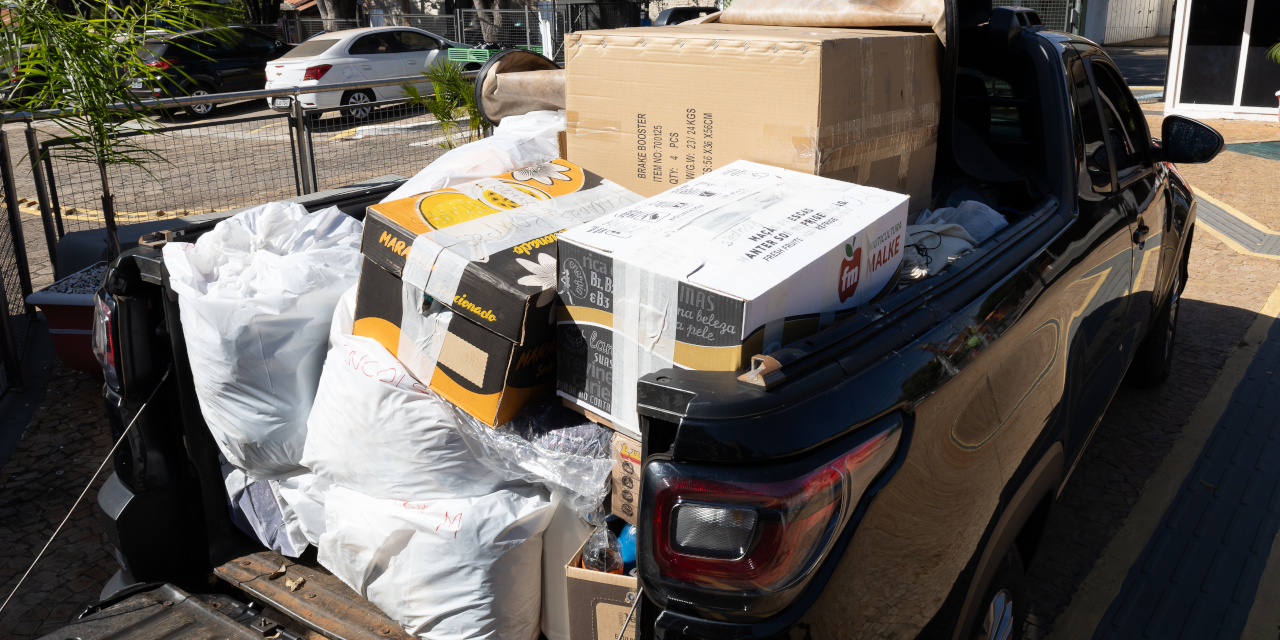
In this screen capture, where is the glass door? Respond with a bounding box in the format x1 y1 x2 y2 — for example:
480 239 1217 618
1170 0 1280 116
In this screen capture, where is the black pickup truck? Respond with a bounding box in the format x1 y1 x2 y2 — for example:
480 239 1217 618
52 5 1225 640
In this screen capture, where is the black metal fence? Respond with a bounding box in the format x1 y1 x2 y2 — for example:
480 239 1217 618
37 112 304 239
281 3 640 60
0 131 33 397
1 70 529 388
23 82 482 261
303 98 458 192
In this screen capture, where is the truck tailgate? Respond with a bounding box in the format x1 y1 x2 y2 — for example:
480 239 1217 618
215 551 413 640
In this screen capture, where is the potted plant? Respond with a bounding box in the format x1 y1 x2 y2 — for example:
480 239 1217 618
3 0 214 373
1 0 215 260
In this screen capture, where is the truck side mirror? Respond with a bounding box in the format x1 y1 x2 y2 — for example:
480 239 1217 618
1159 115 1224 164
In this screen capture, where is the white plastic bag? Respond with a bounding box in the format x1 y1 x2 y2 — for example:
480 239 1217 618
271 472 331 547
319 484 554 640
917 200 1008 244
446 400 614 519
381 110 565 203
165 202 362 480
301 288 509 502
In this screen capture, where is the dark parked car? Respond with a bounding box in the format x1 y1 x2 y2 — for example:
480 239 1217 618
133 26 293 118
57 5 1226 640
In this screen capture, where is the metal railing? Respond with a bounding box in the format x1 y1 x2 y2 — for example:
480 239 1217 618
994 0 1074 32
6 73 487 282
0 131 32 396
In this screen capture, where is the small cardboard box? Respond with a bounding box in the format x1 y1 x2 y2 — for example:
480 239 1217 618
353 256 558 426
566 537 640 640
564 23 940 211
362 159 641 344
556 160 907 436
611 432 642 525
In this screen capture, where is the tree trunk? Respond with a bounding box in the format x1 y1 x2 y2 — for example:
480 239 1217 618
475 0 502 42
96 160 122 262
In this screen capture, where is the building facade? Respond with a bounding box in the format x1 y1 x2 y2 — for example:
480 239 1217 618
1164 0 1280 121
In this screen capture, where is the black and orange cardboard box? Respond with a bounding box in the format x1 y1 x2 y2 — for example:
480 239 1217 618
565 535 639 640
355 159 642 425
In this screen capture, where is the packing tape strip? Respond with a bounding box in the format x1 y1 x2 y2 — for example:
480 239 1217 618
610 260 680 434
402 233 444 293
403 181 644 301
397 280 453 385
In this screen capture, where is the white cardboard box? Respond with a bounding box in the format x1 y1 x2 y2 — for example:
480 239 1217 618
555 160 907 436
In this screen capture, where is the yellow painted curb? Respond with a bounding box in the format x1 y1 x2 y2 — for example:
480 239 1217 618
18 202 215 222
1047 281 1280 639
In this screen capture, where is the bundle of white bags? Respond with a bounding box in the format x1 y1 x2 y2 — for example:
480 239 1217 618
165 111 601 639
306 288 554 639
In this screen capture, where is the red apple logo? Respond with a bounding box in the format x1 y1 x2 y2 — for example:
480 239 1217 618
839 242 861 303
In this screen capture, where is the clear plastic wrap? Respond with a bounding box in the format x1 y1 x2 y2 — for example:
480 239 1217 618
445 397 614 519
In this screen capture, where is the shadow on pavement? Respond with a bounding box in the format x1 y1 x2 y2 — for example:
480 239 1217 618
1021 295 1268 637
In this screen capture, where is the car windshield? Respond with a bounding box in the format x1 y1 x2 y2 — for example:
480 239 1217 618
282 38 341 58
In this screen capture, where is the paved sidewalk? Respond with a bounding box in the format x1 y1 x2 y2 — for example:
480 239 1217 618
1092 291 1280 638
0 365 116 639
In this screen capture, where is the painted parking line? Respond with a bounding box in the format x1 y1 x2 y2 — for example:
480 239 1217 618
1048 280 1280 639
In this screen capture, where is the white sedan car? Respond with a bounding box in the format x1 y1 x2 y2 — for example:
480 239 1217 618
264 26 464 119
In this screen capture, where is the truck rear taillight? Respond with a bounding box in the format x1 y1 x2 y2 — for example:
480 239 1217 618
92 293 120 389
302 64 332 81
641 414 903 620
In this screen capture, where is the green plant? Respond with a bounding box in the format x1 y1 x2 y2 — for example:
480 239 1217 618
1269 41 1280 65
0 0 217 260
404 61 486 150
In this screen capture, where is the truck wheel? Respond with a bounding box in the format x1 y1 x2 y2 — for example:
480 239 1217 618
1126 269 1181 388
971 547 1025 640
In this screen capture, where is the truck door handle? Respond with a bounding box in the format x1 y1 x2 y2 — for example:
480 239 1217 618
1133 224 1149 245
361 65 373 70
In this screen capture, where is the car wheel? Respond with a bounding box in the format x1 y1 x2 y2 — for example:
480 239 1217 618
184 84 216 119
1125 268 1182 388
341 90 374 120
970 548 1025 640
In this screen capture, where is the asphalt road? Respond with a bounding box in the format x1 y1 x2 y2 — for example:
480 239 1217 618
1104 46 1169 87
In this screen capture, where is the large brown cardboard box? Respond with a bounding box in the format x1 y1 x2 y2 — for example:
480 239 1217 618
565 538 639 640
564 23 940 211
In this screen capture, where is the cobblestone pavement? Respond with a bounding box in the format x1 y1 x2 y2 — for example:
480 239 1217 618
0 365 116 639
1020 116 1280 638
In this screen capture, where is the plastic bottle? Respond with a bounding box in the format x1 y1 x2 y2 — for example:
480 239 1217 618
581 526 624 574
618 523 637 574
